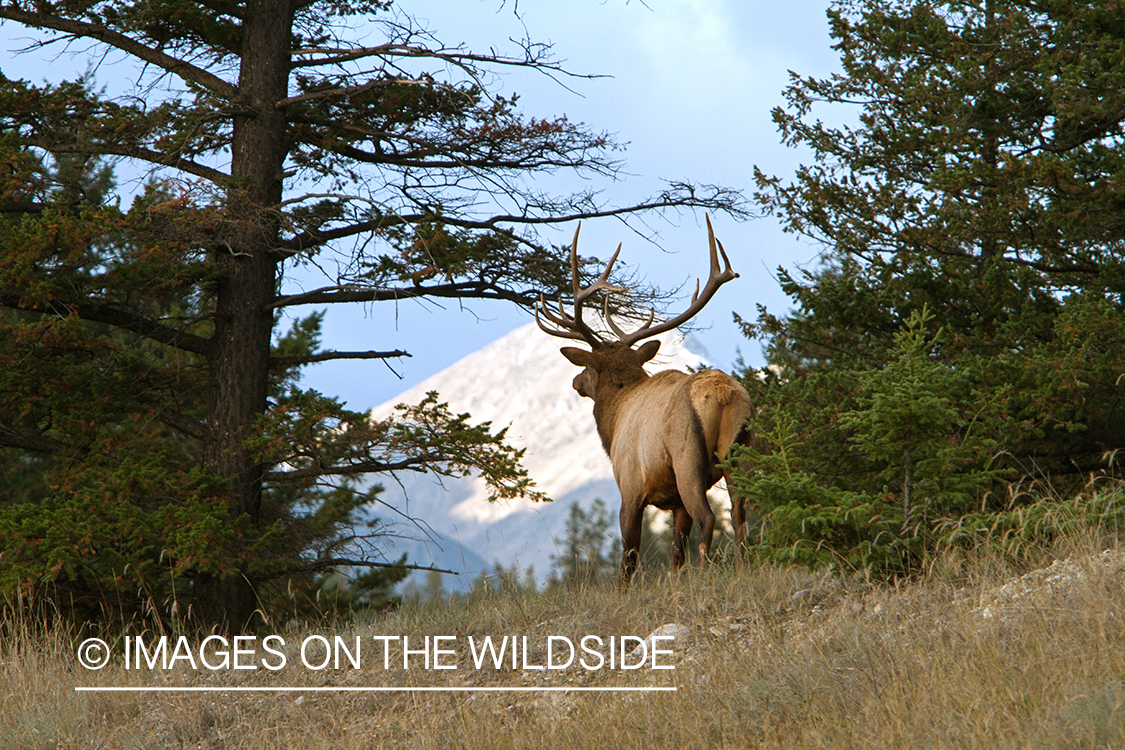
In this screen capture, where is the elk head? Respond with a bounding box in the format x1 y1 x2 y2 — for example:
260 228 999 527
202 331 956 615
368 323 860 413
536 215 738 394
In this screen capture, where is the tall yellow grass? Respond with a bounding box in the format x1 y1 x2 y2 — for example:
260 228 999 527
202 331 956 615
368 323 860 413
4 526 1125 749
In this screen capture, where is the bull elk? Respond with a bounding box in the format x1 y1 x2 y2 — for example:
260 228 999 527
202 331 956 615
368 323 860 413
537 217 753 586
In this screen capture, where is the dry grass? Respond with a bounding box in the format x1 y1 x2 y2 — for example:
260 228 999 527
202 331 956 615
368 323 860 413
5 531 1125 749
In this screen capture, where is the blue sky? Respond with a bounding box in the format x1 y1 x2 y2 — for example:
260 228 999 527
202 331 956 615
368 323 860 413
1 1 841 409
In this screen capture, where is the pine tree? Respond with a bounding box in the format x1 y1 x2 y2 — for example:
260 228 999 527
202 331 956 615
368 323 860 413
732 0 1125 574
749 0 1125 486
549 499 618 588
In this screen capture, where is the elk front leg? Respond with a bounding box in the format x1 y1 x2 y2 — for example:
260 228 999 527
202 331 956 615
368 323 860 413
669 506 693 570
619 500 645 589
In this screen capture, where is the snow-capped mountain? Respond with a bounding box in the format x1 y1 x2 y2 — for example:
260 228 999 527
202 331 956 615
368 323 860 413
368 321 728 588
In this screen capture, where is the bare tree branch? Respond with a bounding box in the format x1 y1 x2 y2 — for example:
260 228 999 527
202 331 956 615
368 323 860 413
0 425 71 454
37 142 230 185
272 349 411 366
271 281 533 309
0 292 213 356
288 40 599 81
264 457 436 482
276 186 750 256
276 77 422 108
0 7 238 99
296 558 457 576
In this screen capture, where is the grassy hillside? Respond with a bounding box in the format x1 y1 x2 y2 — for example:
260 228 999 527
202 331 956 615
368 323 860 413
4 511 1125 749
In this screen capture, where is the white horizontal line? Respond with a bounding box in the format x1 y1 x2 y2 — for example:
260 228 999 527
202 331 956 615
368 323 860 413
75 686 676 693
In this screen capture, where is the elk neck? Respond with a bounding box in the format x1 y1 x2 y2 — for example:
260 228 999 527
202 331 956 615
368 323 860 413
589 365 651 456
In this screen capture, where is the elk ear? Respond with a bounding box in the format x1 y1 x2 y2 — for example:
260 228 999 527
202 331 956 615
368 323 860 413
636 340 661 363
560 346 595 367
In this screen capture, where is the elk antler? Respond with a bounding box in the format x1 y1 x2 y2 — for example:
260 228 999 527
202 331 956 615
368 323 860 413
537 215 738 348
536 223 626 348
609 215 738 347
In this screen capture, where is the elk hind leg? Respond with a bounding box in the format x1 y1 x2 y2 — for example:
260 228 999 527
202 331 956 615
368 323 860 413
669 505 693 571
727 474 748 572
724 425 755 571
668 415 715 568
677 478 715 569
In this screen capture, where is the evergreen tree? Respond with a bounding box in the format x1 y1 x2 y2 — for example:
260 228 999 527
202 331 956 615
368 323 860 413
466 562 538 599
839 307 1007 532
748 0 1125 486
735 0 1125 573
549 499 618 588
0 2 743 630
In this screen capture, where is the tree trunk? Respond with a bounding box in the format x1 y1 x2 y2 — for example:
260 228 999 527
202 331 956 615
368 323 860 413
196 0 292 632
902 445 913 533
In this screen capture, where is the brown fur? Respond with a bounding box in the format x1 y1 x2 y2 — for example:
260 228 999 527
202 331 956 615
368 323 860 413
561 341 754 587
